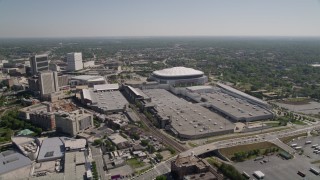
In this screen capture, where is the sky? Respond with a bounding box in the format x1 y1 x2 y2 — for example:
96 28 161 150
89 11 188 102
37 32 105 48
0 0 320 38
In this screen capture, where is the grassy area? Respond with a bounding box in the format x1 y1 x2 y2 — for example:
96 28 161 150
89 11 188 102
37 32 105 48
291 120 307 125
311 160 320 164
136 166 152 175
91 162 99 180
127 158 145 169
265 122 281 127
286 97 309 102
219 142 280 160
279 132 307 144
205 157 221 167
0 128 13 144
188 142 198 147
280 98 311 105
206 157 246 180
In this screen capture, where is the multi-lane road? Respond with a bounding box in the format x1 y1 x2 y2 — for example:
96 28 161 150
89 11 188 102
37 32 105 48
132 123 320 180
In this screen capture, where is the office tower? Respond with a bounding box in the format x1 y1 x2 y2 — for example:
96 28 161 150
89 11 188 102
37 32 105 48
28 77 40 91
55 109 93 136
58 75 69 88
39 71 59 96
67 52 83 71
30 54 49 75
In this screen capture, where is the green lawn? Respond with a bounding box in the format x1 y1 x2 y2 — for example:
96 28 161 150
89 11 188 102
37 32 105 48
292 121 307 125
127 158 145 169
188 142 198 147
279 133 307 144
0 128 12 143
219 142 280 161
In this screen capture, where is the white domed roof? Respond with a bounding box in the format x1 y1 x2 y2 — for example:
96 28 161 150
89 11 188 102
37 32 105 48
153 67 204 78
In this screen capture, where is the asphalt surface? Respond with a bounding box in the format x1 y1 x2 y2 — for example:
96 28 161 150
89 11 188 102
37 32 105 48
91 145 106 180
234 155 319 180
132 158 173 180
130 123 320 179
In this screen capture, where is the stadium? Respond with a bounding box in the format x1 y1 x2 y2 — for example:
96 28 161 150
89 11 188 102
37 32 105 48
149 67 208 86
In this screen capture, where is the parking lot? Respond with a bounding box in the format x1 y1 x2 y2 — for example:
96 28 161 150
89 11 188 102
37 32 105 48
234 136 320 180
289 136 320 161
234 154 319 180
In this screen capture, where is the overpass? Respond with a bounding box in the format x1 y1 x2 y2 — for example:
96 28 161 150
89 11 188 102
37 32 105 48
132 123 320 180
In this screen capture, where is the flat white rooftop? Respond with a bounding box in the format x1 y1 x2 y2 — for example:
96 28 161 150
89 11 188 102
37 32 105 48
153 67 204 78
142 89 235 137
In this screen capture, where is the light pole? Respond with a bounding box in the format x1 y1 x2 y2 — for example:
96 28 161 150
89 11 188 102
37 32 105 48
207 126 211 143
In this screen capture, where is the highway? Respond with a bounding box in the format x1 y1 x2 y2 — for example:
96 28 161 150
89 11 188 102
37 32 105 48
132 123 320 179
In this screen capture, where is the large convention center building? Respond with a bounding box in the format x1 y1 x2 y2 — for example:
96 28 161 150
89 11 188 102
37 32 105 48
149 67 208 86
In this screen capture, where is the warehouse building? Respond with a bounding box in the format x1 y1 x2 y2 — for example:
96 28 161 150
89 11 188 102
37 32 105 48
217 83 270 108
141 89 234 139
81 88 128 114
185 86 274 122
70 75 106 87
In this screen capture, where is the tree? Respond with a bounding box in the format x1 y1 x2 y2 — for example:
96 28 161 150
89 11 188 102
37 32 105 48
156 153 163 160
141 139 149 147
147 144 156 153
93 139 103 146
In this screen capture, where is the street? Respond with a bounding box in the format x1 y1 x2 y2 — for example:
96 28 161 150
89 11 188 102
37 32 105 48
91 145 106 180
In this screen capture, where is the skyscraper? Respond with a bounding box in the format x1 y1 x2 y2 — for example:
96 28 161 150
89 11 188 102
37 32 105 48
67 52 83 71
39 71 59 96
30 54 49 75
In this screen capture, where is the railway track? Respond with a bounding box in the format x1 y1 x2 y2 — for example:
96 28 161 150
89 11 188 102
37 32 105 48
136 110 187 153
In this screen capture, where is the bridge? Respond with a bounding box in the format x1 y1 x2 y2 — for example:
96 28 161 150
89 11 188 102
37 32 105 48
132 123 320 179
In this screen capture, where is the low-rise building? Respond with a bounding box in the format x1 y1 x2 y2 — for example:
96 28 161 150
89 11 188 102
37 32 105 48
19 102 51 120
81 88 128 114
0 150 32 178
70 75 106 87
108 133 129 149
36 137 64 162
171 154 214 180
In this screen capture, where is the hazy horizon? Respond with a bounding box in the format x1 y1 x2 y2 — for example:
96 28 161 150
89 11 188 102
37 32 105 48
1 0 320 38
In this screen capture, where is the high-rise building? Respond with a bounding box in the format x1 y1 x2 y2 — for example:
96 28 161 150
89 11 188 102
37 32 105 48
39 71 59 96
28 77 39 91
30 54 49 75
67 52 83 71
58 75 69 88
55 109 93 136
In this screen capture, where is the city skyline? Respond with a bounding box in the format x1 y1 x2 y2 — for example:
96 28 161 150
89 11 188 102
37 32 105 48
0 0 320 38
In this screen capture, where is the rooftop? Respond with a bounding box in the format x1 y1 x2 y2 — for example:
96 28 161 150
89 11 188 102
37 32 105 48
153 67 204 78
142 89 235 136
127 86 149 99
20 103 47 113
71 75 105 82
174 154 209 170
93 84 119 91
108 133 128 145
37 137 64 162
0 150 32 175
198 91 273 120
86 90 128 112
63 138 87 150
217 83 268 106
